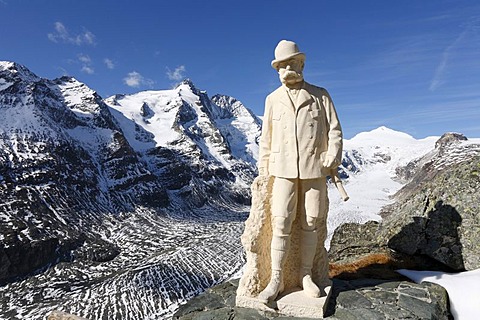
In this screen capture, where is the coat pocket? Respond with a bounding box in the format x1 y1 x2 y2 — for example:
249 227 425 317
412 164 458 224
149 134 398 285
309 109 321 119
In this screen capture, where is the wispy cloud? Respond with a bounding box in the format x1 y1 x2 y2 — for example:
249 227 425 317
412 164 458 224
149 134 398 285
78 54 94 74
123 71 154 88
48 22 96 46
429 30 468 91
104 58 115 70
166 65 186 81
429 18 480 91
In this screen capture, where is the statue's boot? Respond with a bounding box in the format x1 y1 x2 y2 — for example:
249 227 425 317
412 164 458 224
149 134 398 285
258 235 289 303
300 229 321 298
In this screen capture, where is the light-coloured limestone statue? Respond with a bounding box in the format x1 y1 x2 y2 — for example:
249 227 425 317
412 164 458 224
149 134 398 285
236 40 344 318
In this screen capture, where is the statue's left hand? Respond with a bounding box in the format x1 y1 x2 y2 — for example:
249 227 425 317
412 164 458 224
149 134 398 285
322 155 339 169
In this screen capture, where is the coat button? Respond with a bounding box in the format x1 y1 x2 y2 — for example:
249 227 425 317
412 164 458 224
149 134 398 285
309 135 313 139
308 123 314 127
285 140 288 144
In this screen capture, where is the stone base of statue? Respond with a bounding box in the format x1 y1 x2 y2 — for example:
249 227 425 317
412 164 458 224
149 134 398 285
236 175 332 318
236 285 331 318
276 286 331 318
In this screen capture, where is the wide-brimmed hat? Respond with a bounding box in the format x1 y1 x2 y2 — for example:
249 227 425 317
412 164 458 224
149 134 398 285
271 40 306 70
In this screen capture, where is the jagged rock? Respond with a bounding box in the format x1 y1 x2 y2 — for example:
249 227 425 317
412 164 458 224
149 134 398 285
328 221 383 265
73 237 120 262
381 142 480 271
173 278 451 319
435 132 467 149
328 223 455 281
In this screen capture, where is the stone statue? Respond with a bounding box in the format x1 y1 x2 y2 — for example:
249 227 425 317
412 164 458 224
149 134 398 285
236 40 343 317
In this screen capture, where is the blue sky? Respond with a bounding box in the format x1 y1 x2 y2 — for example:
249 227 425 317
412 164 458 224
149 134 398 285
1 0 479 139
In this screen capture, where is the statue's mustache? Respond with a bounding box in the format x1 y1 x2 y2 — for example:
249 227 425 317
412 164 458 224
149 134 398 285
281 70 302 79
279 69 303 84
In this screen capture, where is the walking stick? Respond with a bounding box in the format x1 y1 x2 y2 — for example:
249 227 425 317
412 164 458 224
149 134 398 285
330 168 349 201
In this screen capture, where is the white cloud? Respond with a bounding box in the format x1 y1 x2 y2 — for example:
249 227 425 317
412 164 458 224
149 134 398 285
124 71 142 87
166 65 186 81
78 54 91 64
123 71 154 88
77 54 94 74
81 65 94 74
104 58 115 69
48 22 96 46
83 31 95 45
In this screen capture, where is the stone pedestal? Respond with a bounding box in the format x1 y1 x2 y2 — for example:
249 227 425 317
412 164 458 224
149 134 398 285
236 285 331 319
277 286 331 318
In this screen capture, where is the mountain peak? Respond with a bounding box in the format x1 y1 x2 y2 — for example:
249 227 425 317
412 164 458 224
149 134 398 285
371 126 412 137
0 61 16 71
0 60 40 82
349 126 416 145
175 78 198 93
435 132 468 149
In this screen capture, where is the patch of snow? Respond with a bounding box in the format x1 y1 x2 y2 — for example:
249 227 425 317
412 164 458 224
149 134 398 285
0 78 13 91
66 126 112 151
106 90 181 149
216 115 259 164
397 268 480 320
56 78 100 118
0 61 16 70
433 139 480 170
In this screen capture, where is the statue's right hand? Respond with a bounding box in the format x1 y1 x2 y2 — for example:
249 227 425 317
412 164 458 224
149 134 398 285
258 166 268 177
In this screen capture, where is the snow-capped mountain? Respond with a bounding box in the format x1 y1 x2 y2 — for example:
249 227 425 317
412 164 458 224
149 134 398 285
104 79 260 205
0 61 258 319
327 127 440 246
328 127 480 248
1 61 478 320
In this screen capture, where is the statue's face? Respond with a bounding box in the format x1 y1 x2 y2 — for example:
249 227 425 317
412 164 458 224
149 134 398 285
277 58 304 85
276 58 304 73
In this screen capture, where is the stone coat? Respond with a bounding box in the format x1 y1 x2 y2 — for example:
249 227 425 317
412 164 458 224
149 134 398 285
258 81 342 179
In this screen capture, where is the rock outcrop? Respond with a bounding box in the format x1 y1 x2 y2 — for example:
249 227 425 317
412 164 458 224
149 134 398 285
173 278 451 319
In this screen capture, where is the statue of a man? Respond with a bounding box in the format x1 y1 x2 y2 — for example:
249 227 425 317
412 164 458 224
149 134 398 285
256 40 343 304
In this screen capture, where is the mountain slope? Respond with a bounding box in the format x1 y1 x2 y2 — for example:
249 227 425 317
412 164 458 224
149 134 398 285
0 61 170 285
326 126 439 246
0 61 258 320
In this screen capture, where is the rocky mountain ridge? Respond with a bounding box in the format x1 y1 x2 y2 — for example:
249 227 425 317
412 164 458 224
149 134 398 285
0 61 259 319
